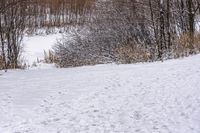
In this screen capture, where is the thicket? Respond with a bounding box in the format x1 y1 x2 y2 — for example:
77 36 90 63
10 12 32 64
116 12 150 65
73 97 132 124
53 0 200 67
1 0 200 69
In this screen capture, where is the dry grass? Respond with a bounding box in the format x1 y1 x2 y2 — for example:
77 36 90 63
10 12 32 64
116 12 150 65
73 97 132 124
0 55 4 70
174 33 200 58
115 44 152 64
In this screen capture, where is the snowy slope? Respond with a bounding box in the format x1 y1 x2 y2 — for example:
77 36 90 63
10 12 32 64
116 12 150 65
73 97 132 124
0 55 200 133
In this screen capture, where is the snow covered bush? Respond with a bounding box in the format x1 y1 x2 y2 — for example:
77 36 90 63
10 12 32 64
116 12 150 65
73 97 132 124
53 27 102 67
53 41 99 67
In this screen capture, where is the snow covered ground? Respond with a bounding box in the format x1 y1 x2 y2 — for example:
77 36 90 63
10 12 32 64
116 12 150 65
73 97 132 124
0 54 200 133
22 34 62 66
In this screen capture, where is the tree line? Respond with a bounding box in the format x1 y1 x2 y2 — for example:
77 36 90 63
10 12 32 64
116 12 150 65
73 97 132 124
54 0 200 67
1 0 200 69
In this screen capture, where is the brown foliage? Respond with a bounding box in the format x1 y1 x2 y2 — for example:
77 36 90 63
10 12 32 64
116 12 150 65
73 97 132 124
174 33 200 58
0 55 4 70
115 44 151 64
43 50 55 64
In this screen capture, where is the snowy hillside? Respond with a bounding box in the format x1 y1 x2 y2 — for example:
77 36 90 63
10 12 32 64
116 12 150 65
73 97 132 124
0 55 200 133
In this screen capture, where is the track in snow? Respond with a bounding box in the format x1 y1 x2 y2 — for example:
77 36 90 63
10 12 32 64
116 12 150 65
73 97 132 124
0 55 200 133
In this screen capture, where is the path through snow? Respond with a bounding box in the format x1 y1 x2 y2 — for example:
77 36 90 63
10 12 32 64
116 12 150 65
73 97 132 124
0 55 200 133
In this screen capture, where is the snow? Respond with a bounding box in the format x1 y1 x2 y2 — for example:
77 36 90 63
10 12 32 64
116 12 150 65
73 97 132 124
0 54 200 133
28 63 56 70
22 34 62 66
